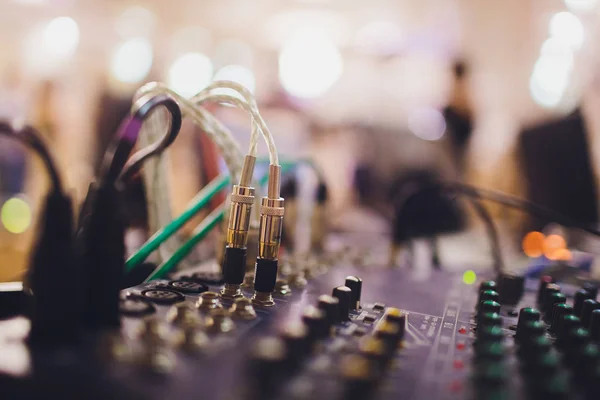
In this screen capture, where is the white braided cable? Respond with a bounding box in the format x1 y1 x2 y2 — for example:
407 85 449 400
132 81 272 265
193 80 279 165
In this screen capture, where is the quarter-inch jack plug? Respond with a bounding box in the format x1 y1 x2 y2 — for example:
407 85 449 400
221 156 256 299
252 165 285 307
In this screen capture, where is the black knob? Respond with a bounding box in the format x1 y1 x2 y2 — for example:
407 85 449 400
474 341 505 362
478 312 502 328
589 309 600 341
318 294 340 328
373 322 402 354
478 290 500 307
344 276 362 310
497 273 525 305
544 292 566 323
582 282 598 299
517 335 552 360
478 300 501 318
383 308 406 341
581 299 600 328
516 321 545 344
556 315 581 348
530 373 570 400
301 306 328 341
572 343 600 376
332 286 352 321
564 327 590 358
551 303 573 333
542 284 561 313
521 351 559 378
246 336 288 400
473 361 507 387
479 280 497 294
574 289 594 317
475 325 504 345
518 308 541 330
537 275 555 306
340 354 376 400
279 322 310 367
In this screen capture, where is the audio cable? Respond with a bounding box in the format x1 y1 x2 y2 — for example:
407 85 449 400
0 121 77 345
75 93 182 331
142 165 294 282
133 82 251 268
133 81 284 305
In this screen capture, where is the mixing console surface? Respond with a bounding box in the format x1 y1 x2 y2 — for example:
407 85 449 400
1 260 599 399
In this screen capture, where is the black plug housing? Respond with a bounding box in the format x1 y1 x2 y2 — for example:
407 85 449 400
25 190 79 346
75 181 126 331
223 247 247 286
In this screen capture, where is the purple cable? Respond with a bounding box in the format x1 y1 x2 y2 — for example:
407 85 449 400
100 94 182 185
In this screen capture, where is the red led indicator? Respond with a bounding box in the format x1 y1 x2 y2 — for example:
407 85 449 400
458 326 467 334
448 381 463 393
456 342 466 351
453 360 464 370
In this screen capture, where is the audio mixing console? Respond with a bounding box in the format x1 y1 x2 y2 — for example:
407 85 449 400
1 257 599 400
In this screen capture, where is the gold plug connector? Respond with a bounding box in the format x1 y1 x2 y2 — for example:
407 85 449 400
221 155 256 299
258 165 284 260
252 165 285 307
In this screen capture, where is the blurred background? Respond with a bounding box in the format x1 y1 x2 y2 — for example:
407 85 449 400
2 0 600 281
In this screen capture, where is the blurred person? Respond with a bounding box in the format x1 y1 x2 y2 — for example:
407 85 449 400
443 61 474 172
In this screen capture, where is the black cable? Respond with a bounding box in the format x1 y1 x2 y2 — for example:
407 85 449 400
99 93 182 184
396 184 503 273
399 181 600 274
445 182 600 237
0 121 78 345
0 122 63 193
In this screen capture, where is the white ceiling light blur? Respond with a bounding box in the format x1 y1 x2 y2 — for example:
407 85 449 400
115 6 156 38
529 55 572 109
213 65 256 97
214 40 253 69
354 21 403 55
15 0 46 4
540 37 575 65
110 37 153 84
564 0 598 12
278 29 343 99
168 53 213 98
549 12 585 49
266 9 347 48
407 108 446 141
42 17 80 58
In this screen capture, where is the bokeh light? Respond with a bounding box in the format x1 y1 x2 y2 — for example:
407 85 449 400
115 6 155 38
1 197 32 234
529 55 572 109
110 37 153 84
522 231 545 258
42 17 80 58
549 12 584 50
407 108 446 141
168 52 213 98
213 64 256 97
564 0 598 12
278 29 343 99
462 270 477 285
543 234 567 260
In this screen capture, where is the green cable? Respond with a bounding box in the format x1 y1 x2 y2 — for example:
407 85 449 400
145 205 226 281
125 173 230 272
